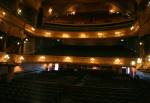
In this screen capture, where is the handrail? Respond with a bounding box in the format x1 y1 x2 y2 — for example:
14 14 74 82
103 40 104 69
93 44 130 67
0 52 136 66
43 20 134 31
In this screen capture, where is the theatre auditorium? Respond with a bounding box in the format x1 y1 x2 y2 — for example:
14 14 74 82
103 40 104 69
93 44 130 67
0 0 150 103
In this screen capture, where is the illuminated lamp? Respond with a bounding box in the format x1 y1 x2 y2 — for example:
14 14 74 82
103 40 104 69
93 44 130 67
57 39 60 42
139 42 143 46
19 56 24 61
64 56 72 62
62 33 70 38
90 58 95 63
116 12 120 14
17 42 20 45
0 36 3 39
109 9 115 14
130 26 134 31
2 11 6 16
25 38 28 42
17 8 22 15
2 54 10 62
115 31 124 37
137 58 142 64
39 56 46 61
70 11 76 15
148 1 150 7
24 41 27 44
131 61 136 66
148 58 150 62
114 58 121 64
15 56 24 63
97 32 104 38
4 54 10 59
148 55 150 62
109 5 119 14
121 39 124 42
79 33 87 38
48 8 53 15
45 32 52 37
31 27 35 31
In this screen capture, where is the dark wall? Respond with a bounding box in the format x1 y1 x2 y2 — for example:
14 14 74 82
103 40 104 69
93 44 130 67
34 36 139 57
0 31 21 53
143 35 150 54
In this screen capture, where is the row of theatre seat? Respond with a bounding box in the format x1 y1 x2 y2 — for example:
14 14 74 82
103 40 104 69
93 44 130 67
0 70 150 103
0 80 62 103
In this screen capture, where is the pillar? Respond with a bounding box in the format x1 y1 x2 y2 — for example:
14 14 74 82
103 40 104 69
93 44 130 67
3 35 7 51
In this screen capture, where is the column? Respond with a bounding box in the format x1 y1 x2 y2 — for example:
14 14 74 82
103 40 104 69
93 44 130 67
3 35 7 52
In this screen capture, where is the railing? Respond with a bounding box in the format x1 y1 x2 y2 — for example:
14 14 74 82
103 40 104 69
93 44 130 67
0 53 148 68
43 20 134 31
0 52 136 66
